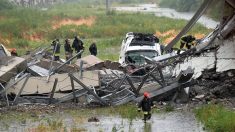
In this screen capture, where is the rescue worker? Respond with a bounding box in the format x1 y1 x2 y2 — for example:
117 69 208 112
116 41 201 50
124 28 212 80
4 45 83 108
64 39 73 63
51 38 61 61
11 48 18 56
89 42 97 56
138 92 154 123
72 36 84 59
177 35 196 54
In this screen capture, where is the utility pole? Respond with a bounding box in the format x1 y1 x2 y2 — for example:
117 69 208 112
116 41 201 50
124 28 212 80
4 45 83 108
106 0 109 15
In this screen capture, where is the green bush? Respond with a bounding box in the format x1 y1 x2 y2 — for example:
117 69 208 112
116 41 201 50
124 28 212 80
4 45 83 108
195 104 235 132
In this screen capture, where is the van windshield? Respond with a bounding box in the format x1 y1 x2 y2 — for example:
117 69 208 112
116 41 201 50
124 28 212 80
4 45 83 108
126 50 158 65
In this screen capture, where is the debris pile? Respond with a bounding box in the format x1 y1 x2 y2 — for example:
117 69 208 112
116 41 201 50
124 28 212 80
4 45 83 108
0 0 235 108
191 69 235 101
0 45 195 107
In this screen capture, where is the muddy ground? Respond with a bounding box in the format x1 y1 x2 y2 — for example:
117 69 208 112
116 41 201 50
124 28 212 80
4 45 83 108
0 103 205 132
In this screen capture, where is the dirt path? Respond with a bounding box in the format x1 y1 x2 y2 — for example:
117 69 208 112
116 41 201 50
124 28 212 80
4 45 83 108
52 17 96 29
155 30 205 44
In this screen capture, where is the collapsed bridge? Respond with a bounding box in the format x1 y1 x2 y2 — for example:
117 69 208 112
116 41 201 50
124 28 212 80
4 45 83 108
0 0 235 107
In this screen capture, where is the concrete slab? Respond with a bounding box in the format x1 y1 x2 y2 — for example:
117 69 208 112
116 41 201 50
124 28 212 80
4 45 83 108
216 37 235 72
8 71 99 95
37 59 78 73
0 57 26 83
76 55 103 69
174 52 216 79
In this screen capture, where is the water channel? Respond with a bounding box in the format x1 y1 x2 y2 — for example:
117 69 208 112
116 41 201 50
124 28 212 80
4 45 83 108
113 4 219 29
0 112 204 132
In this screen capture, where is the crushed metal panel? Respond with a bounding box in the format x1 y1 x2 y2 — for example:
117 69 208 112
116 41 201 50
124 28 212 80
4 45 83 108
76 55 103 69
28 65 49 76
8 71 99 95
152 52 178 62
216 36 235 72
36 59 78 73
0 57 26 83
174 52 215 79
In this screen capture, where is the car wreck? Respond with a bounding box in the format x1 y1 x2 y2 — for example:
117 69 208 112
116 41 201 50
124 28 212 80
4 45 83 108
119 32 163 65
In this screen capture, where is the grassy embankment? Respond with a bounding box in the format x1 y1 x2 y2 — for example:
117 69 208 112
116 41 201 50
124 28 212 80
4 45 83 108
0 2 210 61
195 104 235 132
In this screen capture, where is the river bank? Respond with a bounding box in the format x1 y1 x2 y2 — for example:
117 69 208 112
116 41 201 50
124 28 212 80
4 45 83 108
113 4 219 29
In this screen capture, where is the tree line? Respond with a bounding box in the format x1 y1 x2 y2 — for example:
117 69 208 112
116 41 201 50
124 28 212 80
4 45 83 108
159 0 227 20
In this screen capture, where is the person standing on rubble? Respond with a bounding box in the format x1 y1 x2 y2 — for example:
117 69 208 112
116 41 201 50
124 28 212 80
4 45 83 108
89 42 97 56
51 38 61 61
177 35 196 54
64 39 73 63
138 92 154 123
72 36 84 59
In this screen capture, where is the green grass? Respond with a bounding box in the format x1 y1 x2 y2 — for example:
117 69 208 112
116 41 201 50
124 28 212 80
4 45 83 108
0 2 211 61
195 104 235 132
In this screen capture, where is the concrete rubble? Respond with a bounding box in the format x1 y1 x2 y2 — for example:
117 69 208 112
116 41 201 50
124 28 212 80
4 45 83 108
0 0 235 108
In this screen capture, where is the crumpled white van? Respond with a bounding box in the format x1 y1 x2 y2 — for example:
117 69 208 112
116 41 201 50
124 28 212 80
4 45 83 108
119 32 163 65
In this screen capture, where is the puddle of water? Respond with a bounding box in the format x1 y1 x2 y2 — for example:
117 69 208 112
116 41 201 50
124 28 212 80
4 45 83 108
0 112 204 132
113 4 219 29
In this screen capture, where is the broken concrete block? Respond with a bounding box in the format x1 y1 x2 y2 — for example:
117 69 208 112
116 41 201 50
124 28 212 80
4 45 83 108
8 71 99 95
174 52 216 79
216 36 235 72
195 94 205 99
37 59 78 73
0 56 26 83
76 55 103 69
